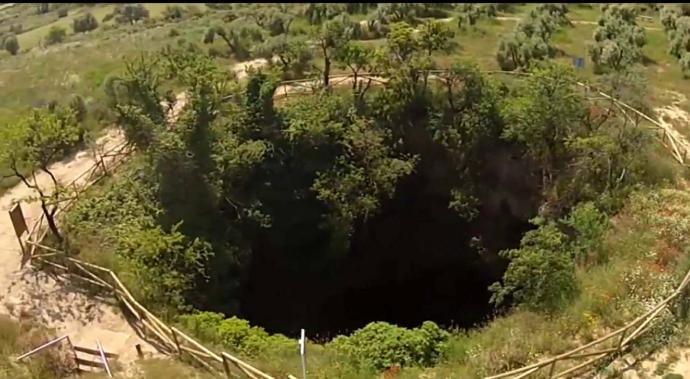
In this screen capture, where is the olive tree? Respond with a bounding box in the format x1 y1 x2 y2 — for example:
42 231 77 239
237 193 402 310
3 34 19 55
589 5 646 73
203 19 264 60
73 12 98 33
44 26 66 46
0 108 83 242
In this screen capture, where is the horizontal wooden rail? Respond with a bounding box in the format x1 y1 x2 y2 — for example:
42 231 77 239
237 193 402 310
16 335 71 361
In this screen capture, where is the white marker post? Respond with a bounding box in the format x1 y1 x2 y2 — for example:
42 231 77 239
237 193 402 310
299 328 307 379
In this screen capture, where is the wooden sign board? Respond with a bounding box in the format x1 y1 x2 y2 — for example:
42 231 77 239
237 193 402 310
9 203 27 238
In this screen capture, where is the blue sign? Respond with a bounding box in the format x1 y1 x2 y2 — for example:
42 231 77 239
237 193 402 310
572 57 585 69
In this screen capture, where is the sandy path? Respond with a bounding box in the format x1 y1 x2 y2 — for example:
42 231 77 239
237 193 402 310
495 16 662 31
0 91 188 364
0 128 156 363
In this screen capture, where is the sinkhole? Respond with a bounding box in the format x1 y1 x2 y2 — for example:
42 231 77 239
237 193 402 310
236 144 541 338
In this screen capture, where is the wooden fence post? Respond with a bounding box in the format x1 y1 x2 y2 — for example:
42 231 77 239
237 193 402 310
617 328 628 353
222 353 232 378
548 361 556 378
171 328 182 356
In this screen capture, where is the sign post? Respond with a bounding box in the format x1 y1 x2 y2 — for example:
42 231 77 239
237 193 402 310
299 328 306 379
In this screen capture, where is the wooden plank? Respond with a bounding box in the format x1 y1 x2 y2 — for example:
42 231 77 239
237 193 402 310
9 203 28 238
16 335 69 361
72 262 114 289
114 290 142 321
74 345 118 359
180 345 213 359
75 357 105 369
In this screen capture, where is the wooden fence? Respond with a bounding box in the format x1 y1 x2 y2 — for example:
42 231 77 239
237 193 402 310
10 70 690 379
14 140 277 379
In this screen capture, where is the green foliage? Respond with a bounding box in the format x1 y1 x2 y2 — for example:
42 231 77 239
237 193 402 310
562 202 610 265
3 33 19 55
456 3 500 29
73 12 99 33
490 221 578 312
111 4 150 24
68 95 87 123
204 19 264 60
116 223 213 314
416 20 455 57
328 321 450 371
501 63 584 188
178 312 294 356
589 4 646 73
304 3 346 25
44 26 67 46
496 7 566 71
163 5 185 21
312 113 416 230
0 107 82 172
107 54 166 149
256 35 312 80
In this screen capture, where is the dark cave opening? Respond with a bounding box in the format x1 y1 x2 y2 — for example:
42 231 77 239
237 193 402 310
237 145 540 339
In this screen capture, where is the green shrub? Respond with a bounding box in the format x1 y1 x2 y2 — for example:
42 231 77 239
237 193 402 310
45 26 67 46
328 321 450 371
3 34 19 55
73 13 99 33
490 222 579 312
178 312 294 356
563 201 610 265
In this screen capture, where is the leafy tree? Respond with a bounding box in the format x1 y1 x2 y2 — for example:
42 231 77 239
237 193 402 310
162 5 185 21
373 3 422 25
495 8 564 71
3 34 19 55
73 12 98 33
304 3 345 25
589 5 646 73
106 54 166 149
255 35 312 80
313 113 416 231
536 3 571 26
0 108 83 242
417 20 455 57
44 26 66 46
335 42 374 101
490 221 578 312
242 6 293 36
456 3 482 29
501 63 585 189
562 201 609 266
203 19 264 60
112 4 150 25
314 15 358 87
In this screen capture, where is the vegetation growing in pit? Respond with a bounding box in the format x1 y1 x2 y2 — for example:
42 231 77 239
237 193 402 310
4 3 690 378
56 17 684 377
